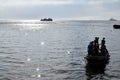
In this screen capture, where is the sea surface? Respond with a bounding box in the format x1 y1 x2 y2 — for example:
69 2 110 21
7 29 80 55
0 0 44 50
0 20 120 80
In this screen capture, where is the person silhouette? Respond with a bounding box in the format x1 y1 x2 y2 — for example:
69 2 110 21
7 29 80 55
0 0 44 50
94 37 99 55
88 41 94 55
101 37 105 45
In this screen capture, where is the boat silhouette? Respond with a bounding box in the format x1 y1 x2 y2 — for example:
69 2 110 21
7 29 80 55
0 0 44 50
113 24 120 29
41 18 53 21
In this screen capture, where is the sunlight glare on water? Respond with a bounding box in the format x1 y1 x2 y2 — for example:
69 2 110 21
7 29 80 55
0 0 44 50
41 42 45 46
36 67 40 71
0 20 120 80
16 23 46 30
67 50 71 55
37 74 41 78
27 58 31 62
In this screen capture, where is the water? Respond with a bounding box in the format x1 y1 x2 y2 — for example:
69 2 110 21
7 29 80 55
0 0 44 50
0 20 120 80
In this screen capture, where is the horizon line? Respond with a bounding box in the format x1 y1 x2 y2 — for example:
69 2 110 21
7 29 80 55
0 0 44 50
0 18 119 21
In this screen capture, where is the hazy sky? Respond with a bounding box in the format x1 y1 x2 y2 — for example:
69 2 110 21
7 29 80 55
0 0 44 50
0 0 120 20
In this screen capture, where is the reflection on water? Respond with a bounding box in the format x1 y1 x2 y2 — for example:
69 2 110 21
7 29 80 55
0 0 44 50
85 60 109 80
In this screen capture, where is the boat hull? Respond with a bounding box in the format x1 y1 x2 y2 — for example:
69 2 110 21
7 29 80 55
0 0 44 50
84 55 110 65
113 25 120 29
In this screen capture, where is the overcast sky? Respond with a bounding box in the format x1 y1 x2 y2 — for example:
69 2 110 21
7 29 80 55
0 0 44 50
0 0 120 20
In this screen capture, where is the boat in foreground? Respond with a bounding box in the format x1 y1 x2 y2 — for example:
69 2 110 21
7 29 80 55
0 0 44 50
84 55 110 67
85 54 110 64
85 37 110 65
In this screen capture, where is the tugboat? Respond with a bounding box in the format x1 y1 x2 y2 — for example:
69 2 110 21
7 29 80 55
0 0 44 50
41 18 53 21
84 37 110 65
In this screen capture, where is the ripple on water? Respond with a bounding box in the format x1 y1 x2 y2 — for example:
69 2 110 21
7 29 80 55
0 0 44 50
1 56 24 65
0 51 15 54
68 62 81 66
0 21 120 80
0 77 12 80
2 60 25 65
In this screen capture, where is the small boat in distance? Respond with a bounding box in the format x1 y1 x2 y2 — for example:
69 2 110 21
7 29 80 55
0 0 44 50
113 24 120 29
41 18 53 21
109 18 117 21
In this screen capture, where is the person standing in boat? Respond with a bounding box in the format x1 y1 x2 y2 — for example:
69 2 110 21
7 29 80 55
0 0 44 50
101 37 108 56
94 37 99 55
101 37 105 45
88 41 94 55
94 37 99 44
101 44 107 56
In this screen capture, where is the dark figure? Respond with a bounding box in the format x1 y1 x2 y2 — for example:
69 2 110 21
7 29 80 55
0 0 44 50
101 45 108 56
101 37 105 45
88 41 94 55
100 37 108 55
94 37 99 55
94 37 99 44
